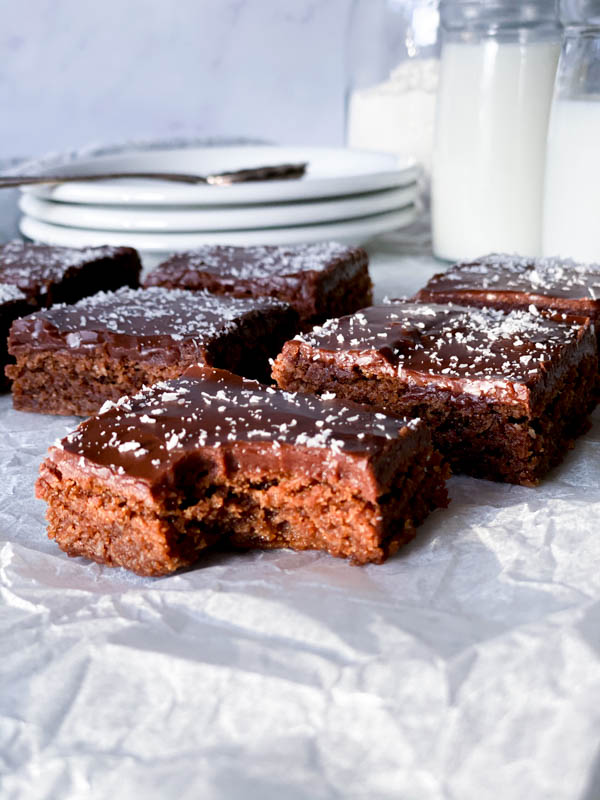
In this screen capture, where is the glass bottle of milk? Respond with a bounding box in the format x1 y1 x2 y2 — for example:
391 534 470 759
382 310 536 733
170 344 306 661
432 1 561 261
543 0 600 262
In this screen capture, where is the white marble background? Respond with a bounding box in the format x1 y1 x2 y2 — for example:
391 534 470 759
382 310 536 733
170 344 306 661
0 0 409 160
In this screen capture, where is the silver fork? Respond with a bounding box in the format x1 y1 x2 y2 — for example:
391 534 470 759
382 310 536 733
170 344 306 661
0 162 308 189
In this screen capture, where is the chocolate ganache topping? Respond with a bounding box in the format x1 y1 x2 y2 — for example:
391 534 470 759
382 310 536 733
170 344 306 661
54 365 425 494
0 240 134 299
292 302 595 401
9 286 291 362
146 242 366 284
421 254 600 304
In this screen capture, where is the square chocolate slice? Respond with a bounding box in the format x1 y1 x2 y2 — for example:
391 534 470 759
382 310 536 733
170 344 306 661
7 287 298 416
143 242 373 327
0 240 141 308
36 365 449 576
415 253 600 333
272 302 598 485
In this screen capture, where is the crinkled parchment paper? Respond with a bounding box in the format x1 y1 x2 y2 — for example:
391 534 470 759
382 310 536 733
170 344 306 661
1 250 600 800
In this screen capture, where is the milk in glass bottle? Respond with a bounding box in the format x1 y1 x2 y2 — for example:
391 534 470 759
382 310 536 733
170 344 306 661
543 0 600 261
432 1 561 261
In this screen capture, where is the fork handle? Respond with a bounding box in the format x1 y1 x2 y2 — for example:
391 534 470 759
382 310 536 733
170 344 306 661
0 172 209 188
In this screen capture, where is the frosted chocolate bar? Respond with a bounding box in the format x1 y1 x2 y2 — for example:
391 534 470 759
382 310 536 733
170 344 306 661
36 365 449 575
0 240 141 307
416 253 600 329
7 287 298 415
144 242 373 328
273 301 598 485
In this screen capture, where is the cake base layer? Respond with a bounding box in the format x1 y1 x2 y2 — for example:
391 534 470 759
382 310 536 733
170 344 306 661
8 351 190 417
37 447 449 576
7 328 287 417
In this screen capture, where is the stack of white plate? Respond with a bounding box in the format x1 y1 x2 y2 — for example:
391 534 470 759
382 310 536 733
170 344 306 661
18 145 420 257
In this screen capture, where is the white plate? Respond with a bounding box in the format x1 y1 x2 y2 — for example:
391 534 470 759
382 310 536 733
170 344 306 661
19 184 418 232
22 146 420 207
20 206 418 251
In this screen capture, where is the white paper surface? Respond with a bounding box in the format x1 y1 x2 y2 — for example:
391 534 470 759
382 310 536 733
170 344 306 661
1 253 600 800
